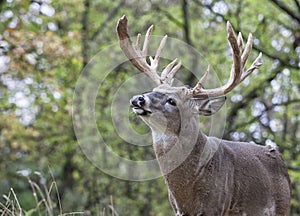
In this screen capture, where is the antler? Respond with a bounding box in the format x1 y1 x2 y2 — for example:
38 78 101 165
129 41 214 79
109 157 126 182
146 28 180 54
117 16 262 97
116 15 181 86
188 22 262 98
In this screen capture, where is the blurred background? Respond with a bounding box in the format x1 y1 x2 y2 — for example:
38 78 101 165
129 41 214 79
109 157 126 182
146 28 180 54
0 0 299 215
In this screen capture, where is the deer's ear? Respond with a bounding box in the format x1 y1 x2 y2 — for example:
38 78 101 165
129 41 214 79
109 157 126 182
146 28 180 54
190 96 226 116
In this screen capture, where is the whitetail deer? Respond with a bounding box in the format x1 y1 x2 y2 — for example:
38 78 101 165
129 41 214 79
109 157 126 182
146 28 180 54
117 15 291 216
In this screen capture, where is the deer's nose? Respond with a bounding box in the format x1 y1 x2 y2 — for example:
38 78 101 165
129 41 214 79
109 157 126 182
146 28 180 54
130 95 145 107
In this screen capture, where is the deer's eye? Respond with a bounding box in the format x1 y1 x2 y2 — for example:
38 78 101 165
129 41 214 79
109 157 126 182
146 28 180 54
167 98 177 106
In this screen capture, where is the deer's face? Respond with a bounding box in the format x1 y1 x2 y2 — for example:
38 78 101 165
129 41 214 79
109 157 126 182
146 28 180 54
130 84 226 135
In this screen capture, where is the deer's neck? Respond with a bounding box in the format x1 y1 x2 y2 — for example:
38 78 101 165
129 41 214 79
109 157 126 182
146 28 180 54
151 116 216 176
151 116 199 156
151 119 222 212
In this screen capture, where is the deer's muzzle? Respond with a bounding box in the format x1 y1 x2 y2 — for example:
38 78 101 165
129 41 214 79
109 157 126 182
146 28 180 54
130 95 152 116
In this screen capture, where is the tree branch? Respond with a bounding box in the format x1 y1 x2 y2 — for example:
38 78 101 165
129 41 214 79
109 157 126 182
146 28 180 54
90 1 125 41
288 166 300 171
227 98 300 135
81 0 90 68
268 0 300 23
182 0 201 85
182 0 193 46
152 4 183 27
295 0 300 13
225 67 283 137
0 0 5 10
253 44 300 70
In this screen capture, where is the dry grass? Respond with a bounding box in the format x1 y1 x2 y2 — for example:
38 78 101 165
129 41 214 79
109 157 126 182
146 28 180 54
0 171 84 216
0 171 119 216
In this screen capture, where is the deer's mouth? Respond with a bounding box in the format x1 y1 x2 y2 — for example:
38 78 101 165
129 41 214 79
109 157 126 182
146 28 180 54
130 95 152 116
132 106 152 116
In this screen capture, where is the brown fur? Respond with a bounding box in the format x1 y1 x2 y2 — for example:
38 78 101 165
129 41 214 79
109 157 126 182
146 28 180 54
130 86 291 216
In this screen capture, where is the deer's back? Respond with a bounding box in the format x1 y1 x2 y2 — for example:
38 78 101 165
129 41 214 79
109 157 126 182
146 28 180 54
221 139 291 215
164 137 290 215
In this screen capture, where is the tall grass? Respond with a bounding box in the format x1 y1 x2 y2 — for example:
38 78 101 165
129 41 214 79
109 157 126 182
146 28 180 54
0 171 84 216
0 171 118 216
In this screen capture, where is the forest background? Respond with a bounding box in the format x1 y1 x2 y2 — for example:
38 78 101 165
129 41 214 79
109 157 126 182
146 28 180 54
0 0 300 215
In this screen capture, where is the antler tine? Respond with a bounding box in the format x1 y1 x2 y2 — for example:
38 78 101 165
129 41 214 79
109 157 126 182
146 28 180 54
226 21 243 89
142 24 154 56
161 58 178 80
165 60 182 85
189 21 263 98
193 65 211 92
237 32 243 54
241 52 262 82
241 33 253 68
136 33 141 48
149 35 168 71
160 58 182 85
199 65 211 84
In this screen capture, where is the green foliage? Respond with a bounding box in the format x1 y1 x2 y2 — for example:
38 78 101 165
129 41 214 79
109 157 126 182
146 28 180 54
0 0 299 215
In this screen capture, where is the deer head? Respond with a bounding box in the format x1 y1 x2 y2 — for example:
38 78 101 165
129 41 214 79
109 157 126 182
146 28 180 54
117 15 262 138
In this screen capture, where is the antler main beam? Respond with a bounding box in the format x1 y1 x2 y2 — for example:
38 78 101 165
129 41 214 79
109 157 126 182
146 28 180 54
189 22 262 98
116 15 181 86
